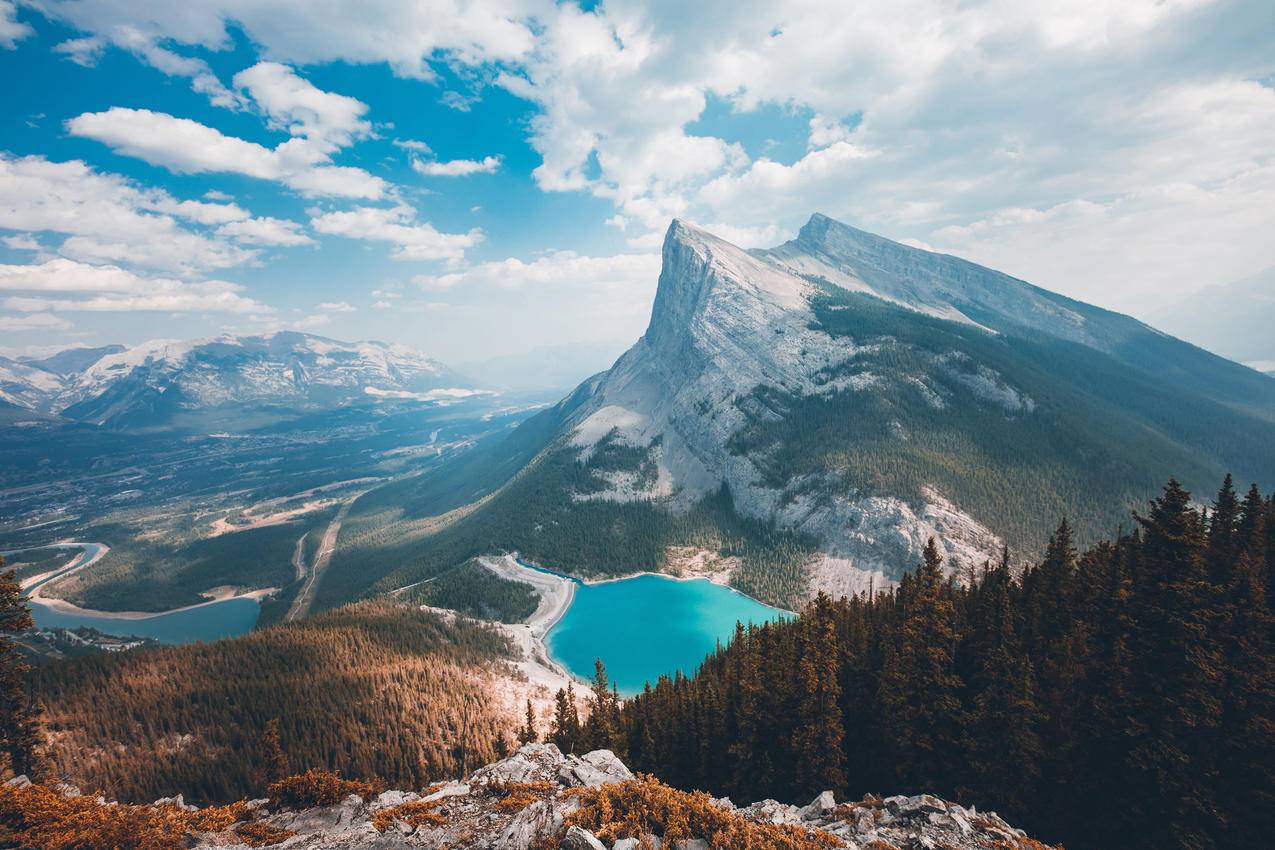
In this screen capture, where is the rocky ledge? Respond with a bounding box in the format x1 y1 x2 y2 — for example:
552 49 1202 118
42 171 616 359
141 743 1048 849
5 744 1052 849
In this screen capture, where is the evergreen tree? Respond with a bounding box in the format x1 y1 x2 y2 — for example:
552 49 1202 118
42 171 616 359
517 699 538 745
0 562 42 779
1207 473 1241 581
962 563 1041 816
257 718 287 790
550 685 582 754
876 538 962 794
583 659 624 755
792 593 846 797
1131 479 1224 849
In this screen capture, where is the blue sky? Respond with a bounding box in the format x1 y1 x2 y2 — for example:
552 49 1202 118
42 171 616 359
1 0 1273 366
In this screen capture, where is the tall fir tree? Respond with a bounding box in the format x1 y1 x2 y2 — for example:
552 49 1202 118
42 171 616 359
0 562 42 780
876 538 963 794
1132 479 1224 850
517 699 538 745
792 593 846 798
962 562 1042 817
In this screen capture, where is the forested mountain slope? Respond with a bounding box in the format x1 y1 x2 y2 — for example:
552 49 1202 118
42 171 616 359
319 215 1275 609
33 602 527 804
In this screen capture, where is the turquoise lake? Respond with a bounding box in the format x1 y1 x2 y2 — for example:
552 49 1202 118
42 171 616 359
545 572 789 696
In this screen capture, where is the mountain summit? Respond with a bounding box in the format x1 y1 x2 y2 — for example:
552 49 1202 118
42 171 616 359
355 214 1275 607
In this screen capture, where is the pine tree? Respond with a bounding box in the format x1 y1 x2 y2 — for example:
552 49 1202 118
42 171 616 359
963 562 1042 816
792 593 846 798
1216 549 1275 846
550 686 582 754
1207 473 1241 581
517 699 538 745
0 563 42 780
583 659 623 754
1131 479 1224 849
876 538 963 794
257 718 287 790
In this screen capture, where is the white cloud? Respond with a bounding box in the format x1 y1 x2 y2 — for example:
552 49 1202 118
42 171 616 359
292 313 331 329
415 250 659 292
35 0 541 79
2 234 40 251
0 153 256 274
67 103 385 199
233 62 371 153
0 0 30 49
0 259 269 313
217 217 314 246
0 313 73 332
317 301 355 312
310 204 482 262
53 36 103 65
412 155 502 177
393 139 432 154
807 114 855 149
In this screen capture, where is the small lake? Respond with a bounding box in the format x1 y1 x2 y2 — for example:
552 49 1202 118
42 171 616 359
16 543 260 644
545 572 789 696
28 596 261 644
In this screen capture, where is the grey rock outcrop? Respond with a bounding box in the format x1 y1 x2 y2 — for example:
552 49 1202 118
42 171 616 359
172 744 1053 850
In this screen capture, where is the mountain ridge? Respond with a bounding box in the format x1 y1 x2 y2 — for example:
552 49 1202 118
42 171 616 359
345 213 1275 608
0 331 478 429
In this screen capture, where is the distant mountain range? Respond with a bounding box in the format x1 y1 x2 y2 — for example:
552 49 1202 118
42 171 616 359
338 213 1275 608
0 332 478 429
1150 265 1275 374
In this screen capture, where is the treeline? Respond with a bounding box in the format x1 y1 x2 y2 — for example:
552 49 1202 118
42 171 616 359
34 602 519 804
323 438 817 610
399 558 538 623
603 475 1273 850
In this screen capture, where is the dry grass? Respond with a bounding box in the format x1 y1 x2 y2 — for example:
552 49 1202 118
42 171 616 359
234 821 297 847
562 775 842 850
486 779 557 813
372 799 448 832
0 782 201 850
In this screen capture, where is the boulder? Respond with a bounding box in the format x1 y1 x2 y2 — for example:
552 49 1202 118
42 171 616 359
562 825 608 850
568 750 634 787
798 790 836 820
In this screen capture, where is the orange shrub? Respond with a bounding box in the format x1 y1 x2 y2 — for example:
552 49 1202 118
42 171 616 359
266 769 378 810
565 775 841 850
235 821 297 847
0 782 191 850
372 799 447 832
486 780 556 813
186 799 247 832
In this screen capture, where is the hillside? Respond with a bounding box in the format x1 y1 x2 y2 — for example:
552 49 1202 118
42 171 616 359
32 601 545 804
316 214 1275 609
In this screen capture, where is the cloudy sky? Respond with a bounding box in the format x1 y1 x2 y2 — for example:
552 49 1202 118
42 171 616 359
1 0 1272 365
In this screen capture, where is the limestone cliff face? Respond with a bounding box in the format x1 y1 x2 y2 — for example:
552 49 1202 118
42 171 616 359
561 217 1008 596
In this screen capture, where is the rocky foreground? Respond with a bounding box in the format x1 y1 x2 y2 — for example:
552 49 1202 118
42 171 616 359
4 744 1055 850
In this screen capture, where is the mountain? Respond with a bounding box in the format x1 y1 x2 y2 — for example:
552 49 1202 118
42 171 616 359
323 214 1275 609
0 332 479 429
1150 266 1275 369
19 344 126 377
